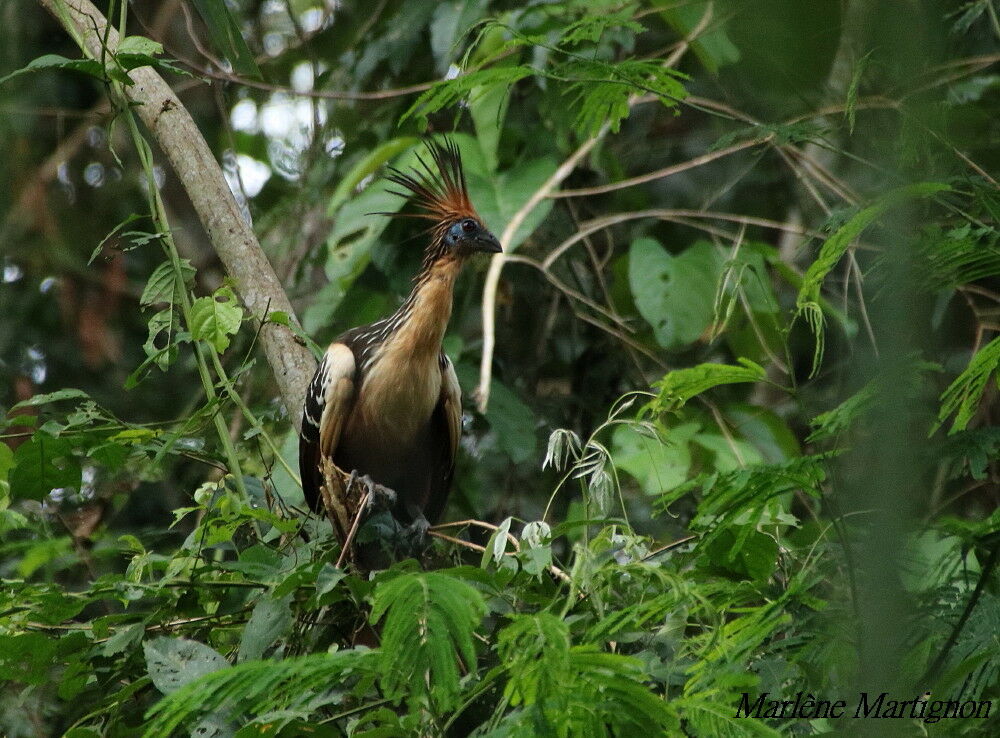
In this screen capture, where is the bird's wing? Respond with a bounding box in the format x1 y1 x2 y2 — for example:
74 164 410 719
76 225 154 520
299 342 357 513
424 354 461 523
440 355 462 465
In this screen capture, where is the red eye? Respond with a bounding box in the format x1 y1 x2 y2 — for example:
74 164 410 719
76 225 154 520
461 219 477 233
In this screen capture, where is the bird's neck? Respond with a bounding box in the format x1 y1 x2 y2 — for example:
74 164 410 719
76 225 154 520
388 254 465 357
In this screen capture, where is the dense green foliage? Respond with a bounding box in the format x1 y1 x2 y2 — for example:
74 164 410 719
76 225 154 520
2 0 999 735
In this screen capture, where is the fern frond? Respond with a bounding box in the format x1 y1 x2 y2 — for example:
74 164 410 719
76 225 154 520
496 613 675 735
370 569 486 712
674 695 783 737
648 359 767 415
142 650 375 736
796 182 951 375
807 381 877 442
939 336 1000 433
401 66 534 125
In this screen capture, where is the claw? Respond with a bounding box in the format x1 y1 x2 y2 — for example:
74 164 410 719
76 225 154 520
401 514 431 556
359 475 397 513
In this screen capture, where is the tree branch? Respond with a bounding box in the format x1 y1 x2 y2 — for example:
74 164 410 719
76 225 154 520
38 0 316 429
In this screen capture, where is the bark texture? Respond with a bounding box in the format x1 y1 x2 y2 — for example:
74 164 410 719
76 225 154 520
39 0 316 429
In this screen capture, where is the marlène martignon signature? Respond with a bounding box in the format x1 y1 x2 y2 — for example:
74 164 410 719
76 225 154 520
736 692 992 723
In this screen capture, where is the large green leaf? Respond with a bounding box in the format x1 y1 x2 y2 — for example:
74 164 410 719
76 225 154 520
468 156 558 251
657 1 740 73
629 238 723 349
0 54 103 86
9 433 81 501
484 378 537 464
0 633 58 685
611 422 697 495
238 596 293 662
10 388 90 410
0 442 12 499
429 0 490 75
143 637 228 696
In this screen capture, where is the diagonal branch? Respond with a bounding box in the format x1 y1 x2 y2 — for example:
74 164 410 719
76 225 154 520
37 0 316 429
474 1 717 411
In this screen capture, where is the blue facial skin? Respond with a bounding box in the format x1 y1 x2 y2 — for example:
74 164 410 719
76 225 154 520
445 219 502 253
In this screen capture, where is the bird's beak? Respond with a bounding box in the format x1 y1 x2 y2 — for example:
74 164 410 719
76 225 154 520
475 231 503 253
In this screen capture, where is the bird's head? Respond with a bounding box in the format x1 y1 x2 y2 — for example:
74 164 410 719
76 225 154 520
385 139 502 257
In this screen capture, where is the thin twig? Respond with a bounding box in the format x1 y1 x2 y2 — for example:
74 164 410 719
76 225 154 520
335 490 370 569
549 137 770 198
428 530 571 583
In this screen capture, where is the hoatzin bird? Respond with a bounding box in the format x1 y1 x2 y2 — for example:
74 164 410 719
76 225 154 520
299 139 501 558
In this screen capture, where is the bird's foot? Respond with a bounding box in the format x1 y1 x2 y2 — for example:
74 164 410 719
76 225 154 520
353 474 396 513
399 514 431 557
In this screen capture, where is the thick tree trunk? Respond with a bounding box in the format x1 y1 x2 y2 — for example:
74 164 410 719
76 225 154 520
38 0 316 429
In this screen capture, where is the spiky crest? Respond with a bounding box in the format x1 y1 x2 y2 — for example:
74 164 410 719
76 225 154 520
385 138 478 225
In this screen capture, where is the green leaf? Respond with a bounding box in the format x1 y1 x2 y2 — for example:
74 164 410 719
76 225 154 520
629 238 723 349
470 74 512 173
563 60 687 137
189 286 243 353
705 525 778 581
143 637 228 696
10 388 90 410
0 633 57 685
141 260 196 307
808 382 877 442
0 54 104 86
327 137 418 213
115 35 167 75
691 431 764 472
370 570 486 711
89 214 147 264
402 66 534 127
139 308 182 375
0 442 12 498
612 422 697 495
238 596 293 663
429 0 490 75
845 51 872 134
650 359 767 413
9 432 81 500
483 379 536 464
101 623 146 657
497 613 676 733
142 651 372 737
190 0 262 79
469 156 558 251
116 35 163 58
658 1 740 73
557 12 645 46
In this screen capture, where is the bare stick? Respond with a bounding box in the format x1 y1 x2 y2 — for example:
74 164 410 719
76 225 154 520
427 530 571 583
475 4 723 411
476 133 606 411
335 491 370 569
550 137 768 199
